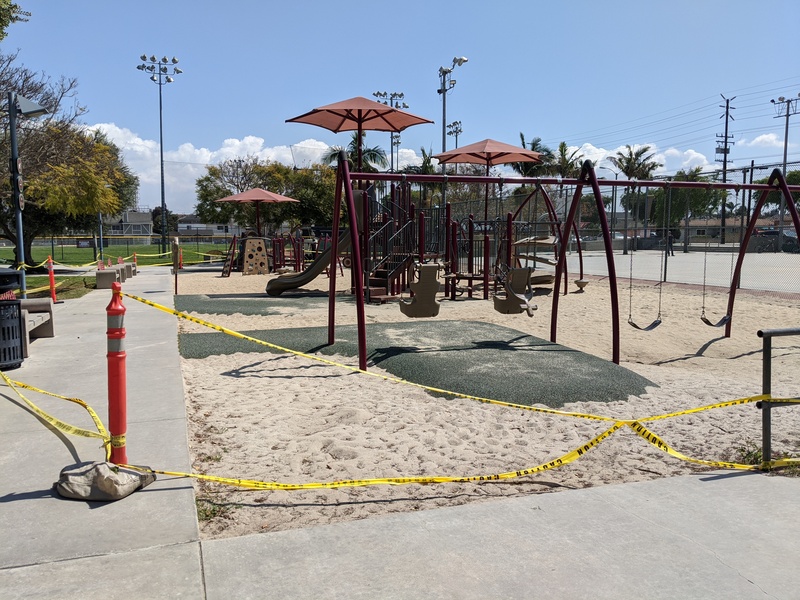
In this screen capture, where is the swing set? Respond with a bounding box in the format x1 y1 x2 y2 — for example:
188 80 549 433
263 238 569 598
321 159 800 371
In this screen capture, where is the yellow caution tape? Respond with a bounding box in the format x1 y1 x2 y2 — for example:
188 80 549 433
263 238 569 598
628 421 758 470
1 373 111 461
121 422 626 490
121 292 784 426
4 291 796 491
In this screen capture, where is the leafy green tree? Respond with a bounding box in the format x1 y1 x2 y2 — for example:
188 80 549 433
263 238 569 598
0 50 135 266
195 158 336 234
321 132 388 172
151 206 178 237
0 1 29 41
643 167 725 235
754 169 800 211
2 125 136 266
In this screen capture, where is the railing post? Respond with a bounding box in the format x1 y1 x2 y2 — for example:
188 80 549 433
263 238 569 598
450 221 458 301
418 211 425 263
483 234 490 299
106 282 127 464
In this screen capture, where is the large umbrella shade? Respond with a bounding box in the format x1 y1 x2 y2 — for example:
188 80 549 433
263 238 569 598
433 139 542 220
216 188 299 236
286 96 433 171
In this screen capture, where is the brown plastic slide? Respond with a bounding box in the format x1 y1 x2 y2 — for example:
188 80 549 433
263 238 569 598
265 230 351 296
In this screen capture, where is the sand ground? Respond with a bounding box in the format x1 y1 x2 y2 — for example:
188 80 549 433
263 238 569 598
174 267 800 539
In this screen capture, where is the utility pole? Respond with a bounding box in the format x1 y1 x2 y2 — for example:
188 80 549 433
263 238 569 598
770 93 799 251
715 94 735 244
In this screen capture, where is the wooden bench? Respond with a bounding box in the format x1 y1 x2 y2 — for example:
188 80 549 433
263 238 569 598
20 298 54 358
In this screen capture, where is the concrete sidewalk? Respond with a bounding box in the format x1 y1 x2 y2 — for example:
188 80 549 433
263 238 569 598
1 267 799 599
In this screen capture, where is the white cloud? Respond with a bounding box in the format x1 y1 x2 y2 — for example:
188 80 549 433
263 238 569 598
92 122 720 215
744 133 783 149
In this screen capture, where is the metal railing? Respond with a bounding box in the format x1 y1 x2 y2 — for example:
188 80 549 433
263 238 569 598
756 327 800 469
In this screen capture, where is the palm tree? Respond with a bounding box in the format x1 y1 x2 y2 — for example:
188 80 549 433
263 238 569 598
401 146 438 208
509 133 554 178
607 144 663 237
607 144 662 182
321 132 388 173
552 141 583 179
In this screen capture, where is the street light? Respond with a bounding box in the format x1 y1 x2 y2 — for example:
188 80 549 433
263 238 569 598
7 91 48 298
372 91 407 172
438 57 467 202
770 93 799 250
137 54 182 254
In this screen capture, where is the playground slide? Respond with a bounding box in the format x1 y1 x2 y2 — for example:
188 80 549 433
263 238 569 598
265 230 351 296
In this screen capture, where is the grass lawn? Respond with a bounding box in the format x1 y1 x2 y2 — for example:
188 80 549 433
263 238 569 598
0 243 227 269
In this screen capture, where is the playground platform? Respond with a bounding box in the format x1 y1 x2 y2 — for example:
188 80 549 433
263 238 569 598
1 266 799 599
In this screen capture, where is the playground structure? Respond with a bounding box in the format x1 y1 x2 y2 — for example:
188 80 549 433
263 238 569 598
312 153 800 369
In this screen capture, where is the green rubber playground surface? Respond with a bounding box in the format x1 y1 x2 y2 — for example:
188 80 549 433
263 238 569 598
175 292 338 316
178 316 654 409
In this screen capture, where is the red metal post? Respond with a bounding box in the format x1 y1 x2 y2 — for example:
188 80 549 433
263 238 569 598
47 256 57 302
444 203 451 296
106 282 128 464
506 213 513 267
468 214 475 274
450 221 458 301
418 211 425 262
483 234 490 299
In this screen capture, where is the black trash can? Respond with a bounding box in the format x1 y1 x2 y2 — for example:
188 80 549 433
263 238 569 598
0 300 23 369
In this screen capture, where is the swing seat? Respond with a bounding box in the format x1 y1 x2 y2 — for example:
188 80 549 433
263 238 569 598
494 268 537 317
700 314 731 328
628 317 661 331
399 264 441 318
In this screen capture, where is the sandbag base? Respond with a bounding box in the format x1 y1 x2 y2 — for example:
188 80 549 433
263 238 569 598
54 461 156 502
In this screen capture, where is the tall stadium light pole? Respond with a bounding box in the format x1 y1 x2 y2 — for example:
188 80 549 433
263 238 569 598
391 133 401 171
437 57 467 202
7 92 47 299
447 120 462 148
447 121 462 174
137 55 182 254
372 91 407 172
770 93 799 251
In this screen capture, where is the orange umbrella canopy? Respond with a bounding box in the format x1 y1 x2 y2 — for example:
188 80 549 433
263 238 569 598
433 138 542 168
433 139 542 221
216 188 299 234
286 96 433 170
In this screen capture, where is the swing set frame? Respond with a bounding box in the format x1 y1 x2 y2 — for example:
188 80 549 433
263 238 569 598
325 160 800 371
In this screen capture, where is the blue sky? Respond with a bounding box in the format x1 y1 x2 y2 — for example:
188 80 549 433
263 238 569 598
4 0 800 214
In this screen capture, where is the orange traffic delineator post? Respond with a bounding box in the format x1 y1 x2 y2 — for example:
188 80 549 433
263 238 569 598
106 282 128 464
47 256 57 303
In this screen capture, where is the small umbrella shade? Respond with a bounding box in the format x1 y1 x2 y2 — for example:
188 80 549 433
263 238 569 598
216 188 299 236
286 96 433 171
433 139 542 220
